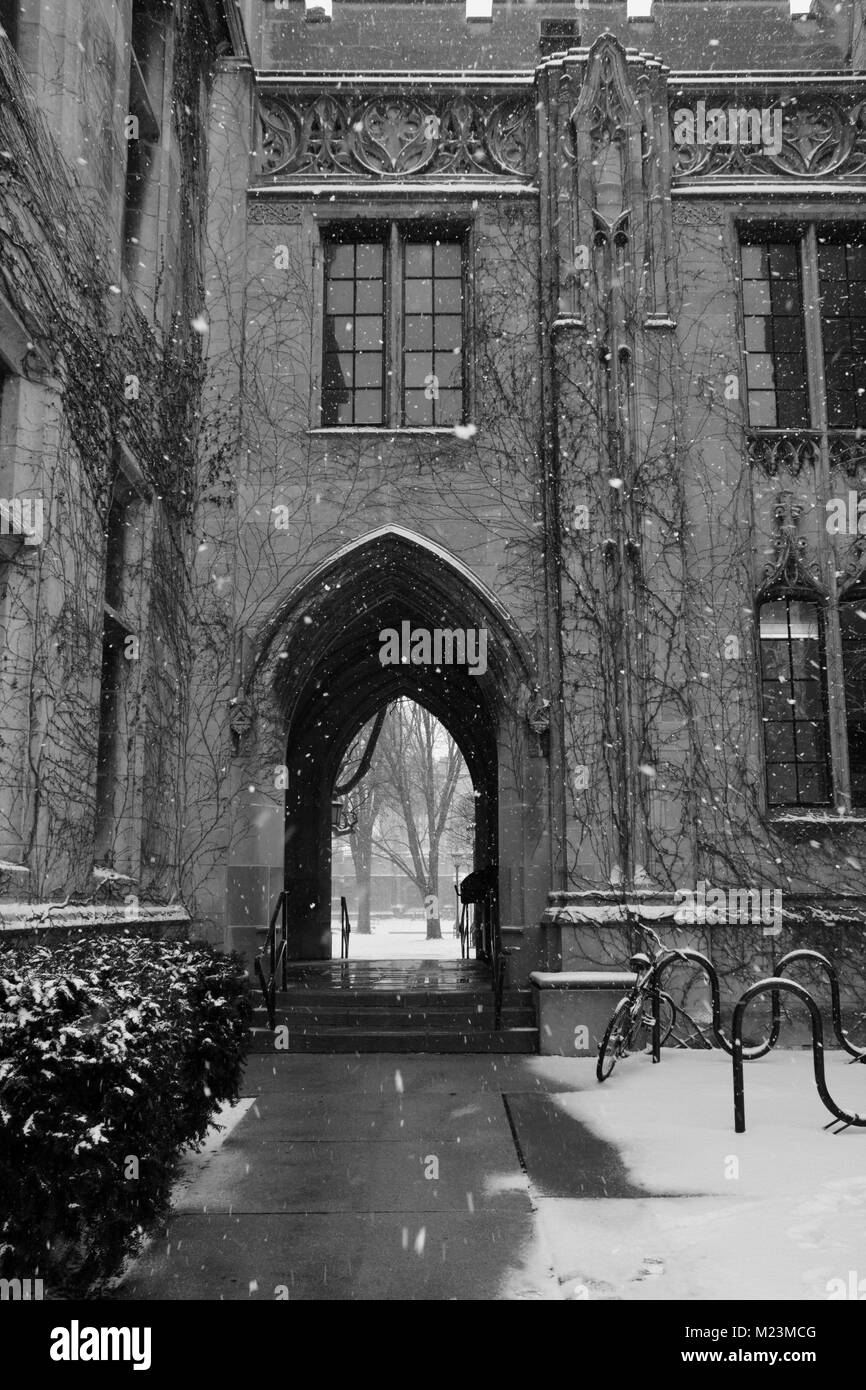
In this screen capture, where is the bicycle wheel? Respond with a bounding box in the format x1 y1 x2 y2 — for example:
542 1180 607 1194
597 997 644 1081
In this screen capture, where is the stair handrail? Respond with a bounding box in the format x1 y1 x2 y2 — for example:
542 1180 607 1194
254 889 288 1030
732 977 866 1133
340 896 351 960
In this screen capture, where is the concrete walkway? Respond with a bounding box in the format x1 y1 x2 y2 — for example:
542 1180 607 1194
115 1054 605 1302
114 1049 866 1301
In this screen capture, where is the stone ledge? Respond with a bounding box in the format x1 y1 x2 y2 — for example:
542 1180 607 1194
0 901 191 932
531 971 637 990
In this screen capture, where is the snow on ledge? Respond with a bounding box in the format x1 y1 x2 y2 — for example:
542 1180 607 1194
0 901 191 931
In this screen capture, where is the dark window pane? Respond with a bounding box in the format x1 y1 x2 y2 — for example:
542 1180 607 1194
405 279 433 314
774 356 806 390
765 723 796 761
355 244 383 277
822 320 851 351
434 315 463 350
355 279 383 313
776 391 810 429
405 315 433 350
354 316 384 350
322 236 386 425
762 685 794 719
353 390 383 424
847 244 866 280
771 280 801 315
327 315 354 348
354 353 382 388
434 242 462 276
767 764 798 805
325 244 355 277
740 237 808 431
402 236 464 426
321 393 353 426
434 279 462 313
325 280 354 314
827 392 856 428
759 598 831 807
772 318 803 353
434 352 462 390
818 244 847 280
436 390 462 425
404 352 433 388
323 353 352 392
768 243 800 279
405 244 433 278
819 238 866 434
821 284 849 317
797 765 830 805
842 599 866 806
404 390 433 425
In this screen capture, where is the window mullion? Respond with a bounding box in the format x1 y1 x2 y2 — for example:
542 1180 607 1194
388 223 402 427
804 226 850 808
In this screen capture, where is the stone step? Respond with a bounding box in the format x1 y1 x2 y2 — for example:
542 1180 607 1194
251 1005 535 1030
264 989 533 1010
248 1026 539 1055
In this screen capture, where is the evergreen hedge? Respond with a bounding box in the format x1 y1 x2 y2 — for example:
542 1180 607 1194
0 932 251 1294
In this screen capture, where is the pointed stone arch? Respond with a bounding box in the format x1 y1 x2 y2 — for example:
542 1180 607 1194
247 527 548 960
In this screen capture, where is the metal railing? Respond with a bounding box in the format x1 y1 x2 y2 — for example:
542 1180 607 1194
340 895 351 959
253 889 288 1030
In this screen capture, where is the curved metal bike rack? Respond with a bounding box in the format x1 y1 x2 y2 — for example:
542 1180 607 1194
732 977 866 1133
774 949 866 1061
649 947 780 1062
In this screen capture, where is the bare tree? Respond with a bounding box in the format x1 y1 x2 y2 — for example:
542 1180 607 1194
370 700 464 940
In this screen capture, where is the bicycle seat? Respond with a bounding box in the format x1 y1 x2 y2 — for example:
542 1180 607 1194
629 952 652 970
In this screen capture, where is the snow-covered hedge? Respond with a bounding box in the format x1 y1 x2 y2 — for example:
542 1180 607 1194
0 933 251 1293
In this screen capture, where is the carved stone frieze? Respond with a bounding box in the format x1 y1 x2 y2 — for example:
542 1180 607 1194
747 431 821 481
671 93 866 181
671 201 725 224
255 92 537 181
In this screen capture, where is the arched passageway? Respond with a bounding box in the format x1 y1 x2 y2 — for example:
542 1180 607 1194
252 527 542 961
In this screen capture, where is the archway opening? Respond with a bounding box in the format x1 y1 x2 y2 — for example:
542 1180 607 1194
330 697 478 960
252 527 537 964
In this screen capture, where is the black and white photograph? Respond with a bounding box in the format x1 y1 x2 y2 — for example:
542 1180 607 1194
0 0 865 1358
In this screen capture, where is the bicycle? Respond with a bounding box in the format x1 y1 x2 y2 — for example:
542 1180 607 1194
596 926 715 1082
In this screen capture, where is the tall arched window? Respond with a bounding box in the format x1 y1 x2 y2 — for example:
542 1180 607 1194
758 596 831 806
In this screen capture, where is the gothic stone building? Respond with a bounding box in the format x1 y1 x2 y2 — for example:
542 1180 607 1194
2 0 866 1045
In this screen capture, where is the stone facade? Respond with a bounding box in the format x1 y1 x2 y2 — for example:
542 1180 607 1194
2 1 866 1011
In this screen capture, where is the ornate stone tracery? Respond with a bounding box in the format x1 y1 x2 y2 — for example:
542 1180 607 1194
255 92 537 181
760 495 823 596
671 93 866 182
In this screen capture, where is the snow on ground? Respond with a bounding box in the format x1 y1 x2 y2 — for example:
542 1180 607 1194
330 913 465 960
534 1050 866 1301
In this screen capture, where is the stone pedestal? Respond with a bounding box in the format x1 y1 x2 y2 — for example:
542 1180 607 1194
531 970 636 1056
